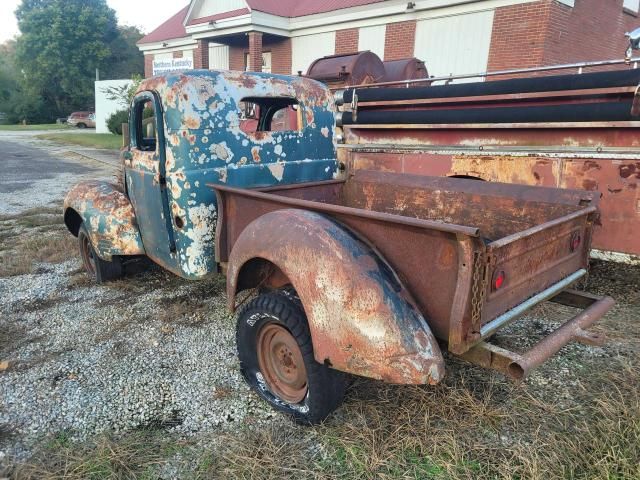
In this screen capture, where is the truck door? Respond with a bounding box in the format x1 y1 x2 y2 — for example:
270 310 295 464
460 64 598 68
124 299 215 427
124 92 177 271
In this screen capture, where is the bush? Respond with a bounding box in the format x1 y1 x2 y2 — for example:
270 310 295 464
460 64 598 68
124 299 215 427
106 109 128 135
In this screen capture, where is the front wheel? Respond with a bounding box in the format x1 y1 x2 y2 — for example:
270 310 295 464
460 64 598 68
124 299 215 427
237 291 347 424
78 224 123 283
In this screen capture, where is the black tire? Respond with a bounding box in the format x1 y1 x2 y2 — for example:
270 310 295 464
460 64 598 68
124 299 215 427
78 224 123 283
76 123 87 129
237 291 347 424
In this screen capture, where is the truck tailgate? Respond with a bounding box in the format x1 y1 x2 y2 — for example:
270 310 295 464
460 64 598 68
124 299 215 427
481 205 598 329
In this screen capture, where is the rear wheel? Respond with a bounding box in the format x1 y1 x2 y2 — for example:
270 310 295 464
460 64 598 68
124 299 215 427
76 122 87 129
237 290 347 424
78 224 123 283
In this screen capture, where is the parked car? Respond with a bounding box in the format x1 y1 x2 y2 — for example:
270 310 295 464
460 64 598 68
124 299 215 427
67 111 95 129
63 70 613 424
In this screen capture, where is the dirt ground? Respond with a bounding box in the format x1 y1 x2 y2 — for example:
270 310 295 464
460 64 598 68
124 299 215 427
0 144 638 479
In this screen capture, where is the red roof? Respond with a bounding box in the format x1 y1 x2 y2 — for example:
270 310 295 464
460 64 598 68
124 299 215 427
139 0 387 44
138 5 190 44
246 0 386 17
186 8 250 26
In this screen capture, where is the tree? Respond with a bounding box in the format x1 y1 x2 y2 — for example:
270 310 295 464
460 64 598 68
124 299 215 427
0 40 35 124
105 26 145 80
15 0 119 121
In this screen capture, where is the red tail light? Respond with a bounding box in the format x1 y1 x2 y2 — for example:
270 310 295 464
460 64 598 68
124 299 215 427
493 270 506 290
570 232 582 252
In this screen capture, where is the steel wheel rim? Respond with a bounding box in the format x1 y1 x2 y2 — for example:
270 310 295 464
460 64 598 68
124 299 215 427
80 234 96 276
257 323 308 404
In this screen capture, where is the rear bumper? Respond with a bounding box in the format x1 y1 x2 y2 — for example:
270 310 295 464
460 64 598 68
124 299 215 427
460 287 614 380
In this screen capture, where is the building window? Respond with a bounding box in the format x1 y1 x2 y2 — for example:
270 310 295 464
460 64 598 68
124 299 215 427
624 0 640 13
244 52 272 73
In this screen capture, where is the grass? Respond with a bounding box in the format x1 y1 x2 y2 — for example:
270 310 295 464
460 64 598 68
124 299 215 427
10 359 638 479
0 206 73 277
0 124 70 131
36 132 123 150
14 430 180 480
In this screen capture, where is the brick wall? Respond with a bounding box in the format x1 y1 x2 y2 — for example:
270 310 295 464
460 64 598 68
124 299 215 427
248 32 263 72
228 37 292 74
384 20 416 60
487 1 552 72
267 37 292 74
144 54 153 78
194 40 209 69
229 45 245 71
488 0 637 74
335 28 359 55
543 0 637 66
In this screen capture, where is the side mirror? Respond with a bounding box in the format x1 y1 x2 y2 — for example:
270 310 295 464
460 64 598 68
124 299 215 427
625 27 640 61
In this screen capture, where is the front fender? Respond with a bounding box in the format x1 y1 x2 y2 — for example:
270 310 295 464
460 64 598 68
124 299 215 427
63 181 145 261
227 209 445 385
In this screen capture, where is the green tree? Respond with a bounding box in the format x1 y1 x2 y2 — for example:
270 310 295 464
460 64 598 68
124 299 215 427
0 40 31 124
106 26 145 80
15 0 119 121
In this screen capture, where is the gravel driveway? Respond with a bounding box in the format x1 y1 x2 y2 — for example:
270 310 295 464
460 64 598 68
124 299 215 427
0 135 637 479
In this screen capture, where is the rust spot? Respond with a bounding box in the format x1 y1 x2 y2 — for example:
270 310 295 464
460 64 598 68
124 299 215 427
251 146 261 163
582 179 598 190
619 163 640 179
582 160 602 172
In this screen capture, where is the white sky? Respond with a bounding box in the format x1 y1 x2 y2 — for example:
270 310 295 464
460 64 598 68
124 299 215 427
0 0 189 43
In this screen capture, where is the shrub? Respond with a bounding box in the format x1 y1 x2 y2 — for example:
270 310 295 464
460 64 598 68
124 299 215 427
106 109 129 135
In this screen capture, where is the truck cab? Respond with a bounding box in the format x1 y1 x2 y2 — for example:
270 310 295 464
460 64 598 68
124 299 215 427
64 70 340 280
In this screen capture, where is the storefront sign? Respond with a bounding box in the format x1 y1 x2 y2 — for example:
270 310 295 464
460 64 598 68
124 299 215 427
152 58 194 75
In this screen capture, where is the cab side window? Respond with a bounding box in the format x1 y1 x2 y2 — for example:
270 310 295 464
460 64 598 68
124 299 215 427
132 97 157 152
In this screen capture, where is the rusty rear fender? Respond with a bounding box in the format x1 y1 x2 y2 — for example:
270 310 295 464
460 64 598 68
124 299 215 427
226 209 445 385
63 181 145 261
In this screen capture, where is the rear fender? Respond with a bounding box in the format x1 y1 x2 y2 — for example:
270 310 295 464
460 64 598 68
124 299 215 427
227 209 445 385
63 181 145 261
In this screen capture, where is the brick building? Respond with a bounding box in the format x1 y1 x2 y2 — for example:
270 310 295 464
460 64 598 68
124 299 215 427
138 0 640 81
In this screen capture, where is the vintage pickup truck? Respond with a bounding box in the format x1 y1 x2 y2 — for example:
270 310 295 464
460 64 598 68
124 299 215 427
63 69 614 423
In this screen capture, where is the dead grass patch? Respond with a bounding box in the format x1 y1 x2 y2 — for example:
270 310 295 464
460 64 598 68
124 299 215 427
211 355 639 480
13 430 179 480
0 234 74 277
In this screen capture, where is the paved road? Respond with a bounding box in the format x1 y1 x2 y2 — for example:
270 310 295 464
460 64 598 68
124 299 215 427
0 137 113 215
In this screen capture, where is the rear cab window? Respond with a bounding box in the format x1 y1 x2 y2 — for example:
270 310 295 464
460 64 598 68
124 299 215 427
238 97 302 135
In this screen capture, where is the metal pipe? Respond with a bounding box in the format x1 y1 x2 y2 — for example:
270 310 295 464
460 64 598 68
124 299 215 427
332 57 640 93
507 295 615 379
480 269 587 338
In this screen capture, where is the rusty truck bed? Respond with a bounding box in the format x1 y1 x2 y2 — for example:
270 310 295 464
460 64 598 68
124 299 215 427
213 171 613 380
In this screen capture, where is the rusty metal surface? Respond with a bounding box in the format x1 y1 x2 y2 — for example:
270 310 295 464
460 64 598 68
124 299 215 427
382 58 430 86
307 51 386 88
508 295 615 379
341 124 640 256
460 291 612 380
223 207 445 385
214 170 599 361
63 181 145 261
